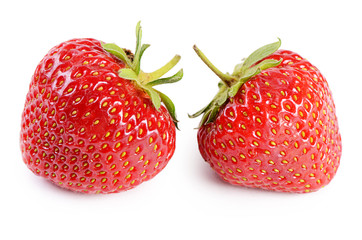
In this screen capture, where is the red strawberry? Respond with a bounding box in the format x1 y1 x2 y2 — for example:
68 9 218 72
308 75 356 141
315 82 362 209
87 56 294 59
190 39 341 193
20 22 183 194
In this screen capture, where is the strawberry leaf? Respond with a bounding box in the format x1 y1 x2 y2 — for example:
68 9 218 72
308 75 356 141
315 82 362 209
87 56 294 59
188 102 212 119
241 38 281 70
156 90 179 129
146 69 183 87
103 22 182 130
118 68 138 81
144 86 161 110
191 39 282 127
101 43 133 67
133 44 150 75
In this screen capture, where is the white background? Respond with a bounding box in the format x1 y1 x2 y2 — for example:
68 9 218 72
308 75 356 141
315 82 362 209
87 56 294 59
1 0 361 239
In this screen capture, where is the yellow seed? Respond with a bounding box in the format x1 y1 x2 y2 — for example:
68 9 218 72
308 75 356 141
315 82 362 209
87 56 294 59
115 131 121 138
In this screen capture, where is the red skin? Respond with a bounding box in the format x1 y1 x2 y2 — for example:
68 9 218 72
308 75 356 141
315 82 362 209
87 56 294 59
20 38 176 193
198 49 342 193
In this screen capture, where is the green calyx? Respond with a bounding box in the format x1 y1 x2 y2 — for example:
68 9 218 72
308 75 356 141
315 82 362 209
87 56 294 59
189 39 283 127
102 21 183 129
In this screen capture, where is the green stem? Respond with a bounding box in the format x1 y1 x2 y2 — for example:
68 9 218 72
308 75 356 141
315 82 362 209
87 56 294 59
147 55 181 81
193 45 236 86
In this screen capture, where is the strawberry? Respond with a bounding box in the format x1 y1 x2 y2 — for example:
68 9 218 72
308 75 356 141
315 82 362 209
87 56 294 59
20 22 183 194
190 39 342 193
